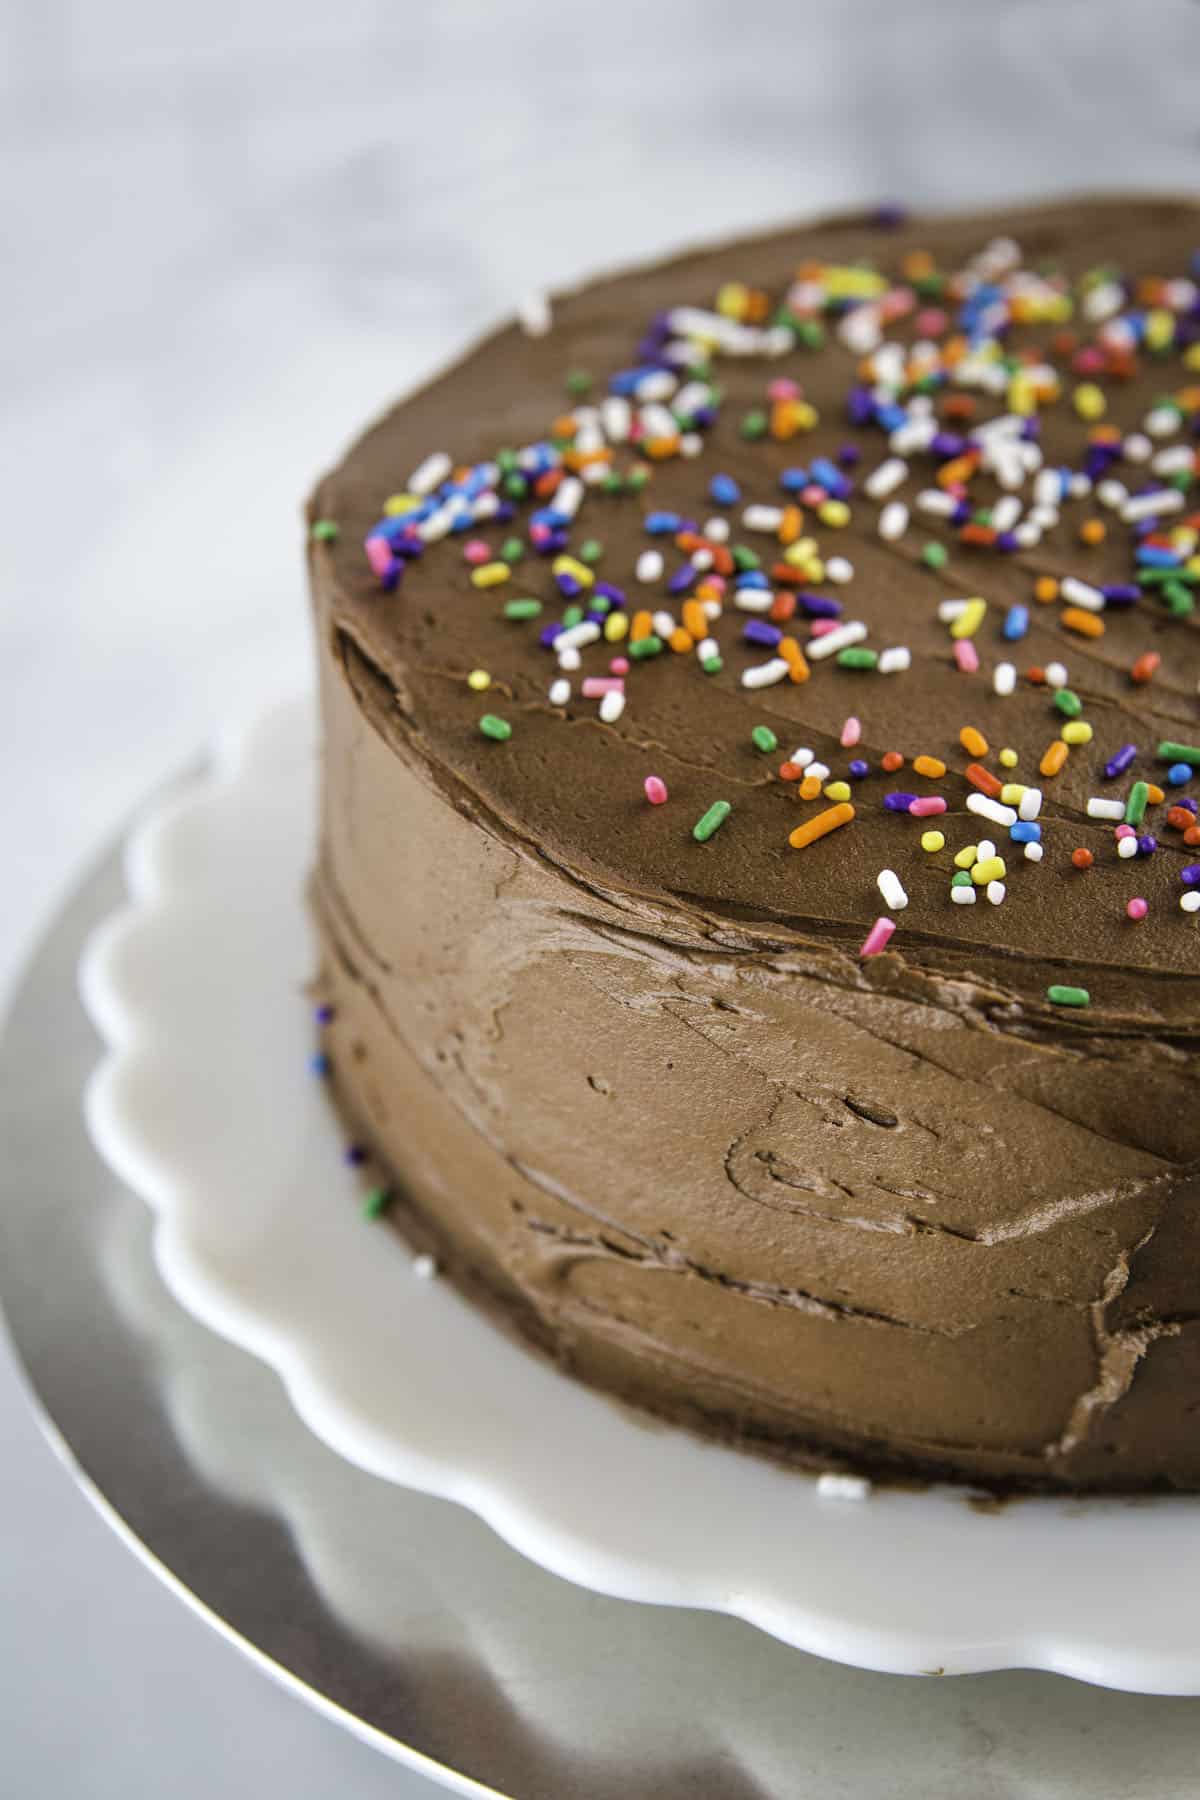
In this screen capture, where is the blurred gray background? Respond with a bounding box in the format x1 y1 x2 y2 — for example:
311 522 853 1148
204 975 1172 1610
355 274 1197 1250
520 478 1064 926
3 2 1200 1794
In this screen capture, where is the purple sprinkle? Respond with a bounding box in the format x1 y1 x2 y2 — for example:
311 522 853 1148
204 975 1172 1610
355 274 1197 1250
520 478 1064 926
1137 834 1158 857
344 1145 367 1166
931 432 966 459
1178 797 1199 815
837 443 861 467
1101 584 1141 606
1104 743 1138 780
743 620 782 648
667 562 696 596
593 582 626 608
873 202 907 230
314 1004 335 1025
848 759 870 779
951 500 972 527
884 792 918 812
556 572 582 598
994 530 1019 553
1182 864 1200 887
538 624 560 649
847 387 875 427
797 592 843 619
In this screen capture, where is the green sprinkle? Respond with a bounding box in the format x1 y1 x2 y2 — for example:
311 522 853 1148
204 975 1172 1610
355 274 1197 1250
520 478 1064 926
693 800 732 842
310 518 339 543
629 634 664 660
701 654 724 674
502 472 528 501
1157 741 1200 767
795 320 825 349
496 449 518 473
751 725 778 754
1125 780 1150 825
1053 688 1083 719
602 473 625 495
732 546 761 571
921 542 948 570
579 538 603 564
1047 985 1090 1008
565 369 592 397
479 714 512 742
501 536 524 564
627 467 649 492
1164 582 1196 617
503 598 542 621
740 409 768 440
837 647 879 670
362 1186 394 1220
560 604 584 629
950 870 973 889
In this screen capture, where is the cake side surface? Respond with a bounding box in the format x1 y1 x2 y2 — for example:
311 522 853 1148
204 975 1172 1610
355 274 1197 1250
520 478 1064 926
308 196 1200 1490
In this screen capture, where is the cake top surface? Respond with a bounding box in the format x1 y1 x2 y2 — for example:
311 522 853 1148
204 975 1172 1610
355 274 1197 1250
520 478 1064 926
312 195 1200 1042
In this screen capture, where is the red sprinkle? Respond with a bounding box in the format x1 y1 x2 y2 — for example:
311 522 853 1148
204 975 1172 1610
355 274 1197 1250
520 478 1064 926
965 762 1003 799
880 750 904 773
1131 651 1161 685
1071 847 1094 870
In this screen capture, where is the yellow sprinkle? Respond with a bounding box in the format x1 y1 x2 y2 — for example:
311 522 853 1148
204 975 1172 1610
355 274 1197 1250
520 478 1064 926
949 598 987 640
382 493 421 516
954 844 979 870
604 611 628 642
1185 344 1200 372
552 554 594 588
471 561 511 589
920 830 946 853
972 855 1007 886
1061 720 1094 746
1146 308 1175 352
999 783 1027 807
1073 382 1106 421
467 669 491 692
999 747 1019 768
818 500 850 529
824 780 852 803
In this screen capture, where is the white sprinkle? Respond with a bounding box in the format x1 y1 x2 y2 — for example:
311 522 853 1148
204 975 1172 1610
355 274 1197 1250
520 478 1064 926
416 506 454 543
806 761 831 783
967 794 1017 827
878 646 911 675
554 476 584 520
1018 788 1043 821
1013 522 1043 550
1118 835 1139 860
691 548 713 572
1145 404 1181 439
1152 444 1195 475
951 885 977 905
741 658 791 690
638 403 677 442
703 516 730 543
975 839 997 863
1068 472 1092 500
865 457 908 500
877 868 908 911
991 495 1022 533
635 369 677 402
601 396 631 443
702 599 723 621
557 647 581 672
696 637 719 661
599 690 625 724
743 504 784 532
1059 576 1104 612
408 450 451 498
826 556 854 584
1122 432 1152 464
993 661 1017 697
915 489 957 517
1097 479 1128 509
470 492 500 521
938 599 971 623
517 291 552 336
1087 797 1126 821
1083 278 1124 322
878 501 909 542
816 1472 872 1501
986 880 1006 906
553 621 601 653
807 620 868 662
652 610 675 639
548 678 571 706
679 433 703 459
733 589 775 614
1034 469 1063 507
1122 488 1185 523
636 550 663 583
1181 891 1200 914
789 747 814 769
1043 662 1069 690
412 1253 439 1280
1024 841 1044 863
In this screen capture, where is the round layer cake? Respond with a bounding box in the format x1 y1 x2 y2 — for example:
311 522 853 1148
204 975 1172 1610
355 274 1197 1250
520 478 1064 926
307 196 1200 1492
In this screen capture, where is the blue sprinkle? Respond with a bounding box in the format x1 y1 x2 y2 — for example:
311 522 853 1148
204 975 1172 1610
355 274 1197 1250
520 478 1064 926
779 467 810 492
1168 762 1193 787
644 511 682 535
1003 604 1029 642
1010 820 1041 843
309 1052 330 1078
734 570 770 590
709 473 740 506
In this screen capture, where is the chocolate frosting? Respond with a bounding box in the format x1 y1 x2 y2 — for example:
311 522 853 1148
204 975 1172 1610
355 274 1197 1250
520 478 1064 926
308 197 1200 1490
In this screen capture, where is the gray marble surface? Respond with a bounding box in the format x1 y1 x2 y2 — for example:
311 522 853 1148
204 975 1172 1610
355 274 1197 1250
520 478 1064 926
3 2 1200 1793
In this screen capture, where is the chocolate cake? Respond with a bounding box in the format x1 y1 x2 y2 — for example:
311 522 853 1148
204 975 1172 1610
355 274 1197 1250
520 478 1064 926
307 197 1200 1492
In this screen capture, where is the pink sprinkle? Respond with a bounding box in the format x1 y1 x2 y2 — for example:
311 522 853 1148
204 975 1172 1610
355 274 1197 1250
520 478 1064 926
644 775 668 806
705 573 727 594
810 619 839 638
1115 823 1137 841
916 307 947 336
840 715 862 749
1074 346 1105 375
909 796 947 817
860 917 896 958
801 485 826 508
364 536 393 578
768 377 800 401
462 538 491 565
1127 897 1148 921
954 639 979 674
582 677 625 697
609 656 630 675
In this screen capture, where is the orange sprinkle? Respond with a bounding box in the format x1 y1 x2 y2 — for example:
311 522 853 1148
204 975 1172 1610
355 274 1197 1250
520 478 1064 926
533 467 563 498
1131 651 1161 685
550 414 577 440
630 610 653 643
965 762 1003 798
913 754 946 779
1167 806 1195 832
779 761 805 782
682 600 709 641
1146 783 1166 806
1040 739 1070 778
1034 577 1059 604
1078 518 1106 547
668 627 694 655
769 590 798 624
694 577 724 602
1061 607 1106 638
881 750 905 773
798 774 823 801
942 394 976 420
1071 847 1094 870
778 637 810 683
1026 665 1047 685
958 522 996 547
1186 825 1200 848
778 504 803 545
788 801 855 851
770 561 804 587
938 452 980 489
642 436 680 460
959 725 989 758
